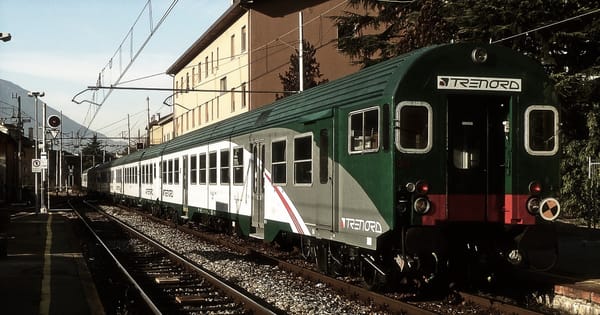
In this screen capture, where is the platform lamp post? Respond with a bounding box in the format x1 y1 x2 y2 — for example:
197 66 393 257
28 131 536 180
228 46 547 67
28 91 44 213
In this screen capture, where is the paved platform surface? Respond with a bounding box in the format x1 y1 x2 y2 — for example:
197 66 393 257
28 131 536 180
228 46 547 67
0 210 104 315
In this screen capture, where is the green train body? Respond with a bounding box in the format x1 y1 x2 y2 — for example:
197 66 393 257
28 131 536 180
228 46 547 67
86 43 560 282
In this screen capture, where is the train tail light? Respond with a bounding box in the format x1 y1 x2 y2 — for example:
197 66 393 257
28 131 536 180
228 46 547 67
529 181 542 195
416 180 429 195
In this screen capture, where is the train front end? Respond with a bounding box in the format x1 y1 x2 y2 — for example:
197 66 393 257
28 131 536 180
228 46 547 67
390 44 561 281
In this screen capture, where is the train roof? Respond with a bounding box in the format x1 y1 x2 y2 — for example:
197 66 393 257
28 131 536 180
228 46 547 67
106 42 548 164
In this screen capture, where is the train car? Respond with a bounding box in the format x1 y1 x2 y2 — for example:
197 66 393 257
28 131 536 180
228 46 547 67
86 43 561 286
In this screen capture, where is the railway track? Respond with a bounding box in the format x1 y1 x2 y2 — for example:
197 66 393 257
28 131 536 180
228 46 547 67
94 201 555 315
71 200 276 314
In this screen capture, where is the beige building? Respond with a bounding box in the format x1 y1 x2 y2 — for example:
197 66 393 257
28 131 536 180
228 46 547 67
166 0 366 137
148 113 173 146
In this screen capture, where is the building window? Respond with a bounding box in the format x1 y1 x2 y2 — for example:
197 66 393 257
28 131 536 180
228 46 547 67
241 82 247 107
209 152 217 184
175 81 179 98
348 107 380 154
198 62 201 82
199 153 206 184
294 135 312 185
216 47 219 70
205 57 209 77
220 77 227 95
220 149 230 184
192 108 196 128
192 68 195 87
231 88 235 112
241 26 247 52
211 52 214 73
231 34 235 59
180 77 184 92
272 140 286 184
395 101 432 153
233 147 243 184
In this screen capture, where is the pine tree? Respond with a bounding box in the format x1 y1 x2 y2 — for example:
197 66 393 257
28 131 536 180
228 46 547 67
81 134 104 170
277 40 328 99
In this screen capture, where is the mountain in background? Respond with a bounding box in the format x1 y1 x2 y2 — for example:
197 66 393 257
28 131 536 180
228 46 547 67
0 78 125 154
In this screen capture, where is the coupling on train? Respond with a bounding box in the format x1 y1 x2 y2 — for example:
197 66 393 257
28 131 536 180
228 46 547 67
84 43 561 286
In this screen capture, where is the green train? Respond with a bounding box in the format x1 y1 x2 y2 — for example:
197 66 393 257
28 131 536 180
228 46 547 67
85 43 561 286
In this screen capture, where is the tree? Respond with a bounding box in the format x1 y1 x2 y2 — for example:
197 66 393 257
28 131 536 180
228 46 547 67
277 40 328 99
81 134 104 170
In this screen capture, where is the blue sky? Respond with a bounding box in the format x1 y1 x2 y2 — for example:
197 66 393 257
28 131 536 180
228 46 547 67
0 0 230 139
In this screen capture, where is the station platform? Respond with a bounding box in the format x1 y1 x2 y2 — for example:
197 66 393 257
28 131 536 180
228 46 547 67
0 209 104 315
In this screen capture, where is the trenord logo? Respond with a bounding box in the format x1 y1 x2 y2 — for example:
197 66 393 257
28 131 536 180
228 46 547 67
437 76 522 92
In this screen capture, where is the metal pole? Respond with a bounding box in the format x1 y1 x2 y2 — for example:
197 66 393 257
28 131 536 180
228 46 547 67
146 96 151 147
41 102 47 213
13 95 23 202
298 11 304 92
59 111 63 192
34 97 39 211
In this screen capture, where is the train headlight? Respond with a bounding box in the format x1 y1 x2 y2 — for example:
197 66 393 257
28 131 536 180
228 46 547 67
413 197 431 215
526 197 541 215
471 47 488 64
539 198 560 221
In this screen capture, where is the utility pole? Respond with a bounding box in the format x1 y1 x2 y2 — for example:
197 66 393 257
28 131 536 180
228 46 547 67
28 91 44 213
11 94 23 202
146 96 151 147
127 114 131 155
298 11 304 92
59 111 63 192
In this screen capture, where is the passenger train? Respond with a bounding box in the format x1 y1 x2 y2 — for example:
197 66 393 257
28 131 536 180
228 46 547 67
84 43 561 286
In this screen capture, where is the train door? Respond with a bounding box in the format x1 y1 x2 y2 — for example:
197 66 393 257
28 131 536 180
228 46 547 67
251 142 265 235
447 95 509 222
182 155 189 218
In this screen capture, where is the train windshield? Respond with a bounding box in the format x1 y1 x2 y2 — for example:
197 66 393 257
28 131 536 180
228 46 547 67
395 101 432 153
525 106 559 156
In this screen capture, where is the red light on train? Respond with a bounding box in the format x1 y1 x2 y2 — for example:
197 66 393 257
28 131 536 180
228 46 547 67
529 181 542 195
416 180 429 195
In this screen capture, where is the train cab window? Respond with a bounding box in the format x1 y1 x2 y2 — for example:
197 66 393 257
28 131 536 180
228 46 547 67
209 152 217 184
294 134 312 185
190 155 197 185
221 150 230 184
233 147 244 184
395 101 432 153
348 107 379 154
272 140 287 184
199 153 207 184
525 105 559 156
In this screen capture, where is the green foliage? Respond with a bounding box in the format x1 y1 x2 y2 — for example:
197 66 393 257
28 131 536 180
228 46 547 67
278 40 328 99
81 134 105 170
334 0 600 221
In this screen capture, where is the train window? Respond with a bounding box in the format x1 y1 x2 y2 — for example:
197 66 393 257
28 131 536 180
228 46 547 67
272 140 287 184
162 161 167 183
168 160 173 184
348 107 379 154
233 147 244 184
174 159 180 184
190 155 197 185
221 150 230 184
209 152 217 184
395 101 432 153
525 105 559 156
294 134 313 185
199 153 207 184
